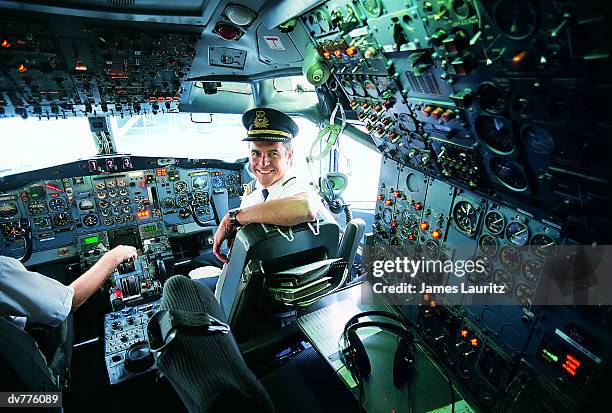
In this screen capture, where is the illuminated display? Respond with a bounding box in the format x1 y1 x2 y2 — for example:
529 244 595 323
136 210 151 219
143 224 158 233
84 235 99 245
562 354 581 377
541 348 559 362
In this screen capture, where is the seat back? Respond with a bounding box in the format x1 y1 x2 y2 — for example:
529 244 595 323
337 218 365 270
0 316 58 392
215 219 339 341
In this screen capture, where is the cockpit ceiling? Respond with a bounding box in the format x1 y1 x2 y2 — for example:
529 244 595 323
0 0 316 118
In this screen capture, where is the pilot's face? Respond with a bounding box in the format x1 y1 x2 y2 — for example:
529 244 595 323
249 141 293 188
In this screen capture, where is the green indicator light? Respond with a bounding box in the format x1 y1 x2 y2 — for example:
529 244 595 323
84 236 99 245
542 348 559 362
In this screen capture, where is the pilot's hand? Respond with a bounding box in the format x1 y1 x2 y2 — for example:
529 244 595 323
213 214 237 264
107 245 138 267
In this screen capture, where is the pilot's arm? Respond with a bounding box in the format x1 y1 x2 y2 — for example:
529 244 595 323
212 193 318 263
70 245 137 310
0 245 137 326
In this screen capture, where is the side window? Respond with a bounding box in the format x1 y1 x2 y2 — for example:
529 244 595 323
337 135 381 212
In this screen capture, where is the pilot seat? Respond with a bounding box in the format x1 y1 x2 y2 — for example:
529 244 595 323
212 213 365 343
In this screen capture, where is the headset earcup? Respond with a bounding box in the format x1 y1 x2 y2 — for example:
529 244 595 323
393 337 415 387
348 329 371 378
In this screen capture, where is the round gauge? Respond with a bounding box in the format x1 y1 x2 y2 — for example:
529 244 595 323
351 79 366 97
484 211 505 235
515 283 534 307
425 240 440 260
499 246 521 270
34 217 51 229
174 181 188 194
117 178 126 188
452 200 480 235
106 180 116 189
82 214 99 227
341 78 354 95
522 260 542 283
97 191 106 199
110 199 120 207
478 234 498 257
477 83 505 114
359 0 382 17
0 222 21 237
505 221 529 246
49 198 66 211
121 197 130 205
52 212 72 227
112 207 121 216
119 188 129 196
398 113 416 132
476 256 492 280
315 9 331 32
107 190 118 198
494 0 537 40
192 177 208 191
123 206 132 214
79 199 94 211
161 197 175 209
493 269 513 293
28 200 47 215
401 210 415 227
522 126 556 155
474 116 515 155
133 196 145 204
176 195 189 208
512 96 533 118
193 192 208 204
114 216 124 224
102 218 112 226
178 208 191 219
490 158 528 192
124 214 134 222
0 202 19 219
364 79 380 99
382 208 392 225
95 181 106 190
212 175 224 188
452 0 475 19
100 209 110 217
97 200 109 209
530 233 557 258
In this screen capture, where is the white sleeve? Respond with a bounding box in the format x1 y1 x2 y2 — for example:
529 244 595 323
280 177 311 197
0 256 74 327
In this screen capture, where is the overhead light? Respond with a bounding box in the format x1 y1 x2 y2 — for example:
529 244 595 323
224 5 256 26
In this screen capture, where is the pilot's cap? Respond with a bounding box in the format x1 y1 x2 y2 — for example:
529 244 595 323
242 107 299 142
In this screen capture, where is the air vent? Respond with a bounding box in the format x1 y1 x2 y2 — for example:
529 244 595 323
106 0 136 7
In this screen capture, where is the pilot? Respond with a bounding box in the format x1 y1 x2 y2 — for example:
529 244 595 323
0 245 137 328
211 107 334 264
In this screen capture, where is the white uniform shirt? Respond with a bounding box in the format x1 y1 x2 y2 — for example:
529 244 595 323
0 256 74 328
240 174 335 223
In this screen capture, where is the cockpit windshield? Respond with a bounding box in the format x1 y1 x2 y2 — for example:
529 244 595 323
0 113 319 176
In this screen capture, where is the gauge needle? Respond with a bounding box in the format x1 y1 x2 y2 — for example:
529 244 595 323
515 228 527 237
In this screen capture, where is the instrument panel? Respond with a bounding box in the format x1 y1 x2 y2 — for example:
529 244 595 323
306 2 611 408
0 157 243 260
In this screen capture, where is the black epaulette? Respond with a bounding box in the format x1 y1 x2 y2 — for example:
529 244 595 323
282 176 296 186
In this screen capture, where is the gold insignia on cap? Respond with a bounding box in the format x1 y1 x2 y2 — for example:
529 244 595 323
254 110 269 129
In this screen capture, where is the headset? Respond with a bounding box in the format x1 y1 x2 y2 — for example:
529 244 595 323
339 310 416 389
